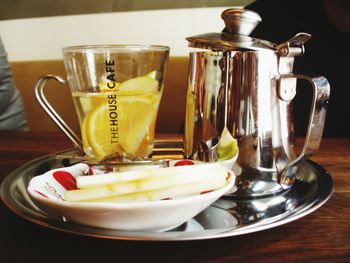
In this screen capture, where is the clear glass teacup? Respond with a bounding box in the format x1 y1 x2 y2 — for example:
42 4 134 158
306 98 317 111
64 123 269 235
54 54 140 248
35 44 170 163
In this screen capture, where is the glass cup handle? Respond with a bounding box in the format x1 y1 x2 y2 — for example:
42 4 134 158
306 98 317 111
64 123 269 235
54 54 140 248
278 74 330 188
35 74 84 154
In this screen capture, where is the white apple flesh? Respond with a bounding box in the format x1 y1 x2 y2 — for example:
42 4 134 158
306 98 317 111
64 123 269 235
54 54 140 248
65 163 230 202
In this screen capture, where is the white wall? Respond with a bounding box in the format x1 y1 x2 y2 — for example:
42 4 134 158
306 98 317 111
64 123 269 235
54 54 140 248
0 7 234 61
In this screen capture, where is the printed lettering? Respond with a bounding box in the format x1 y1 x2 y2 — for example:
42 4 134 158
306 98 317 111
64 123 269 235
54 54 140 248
105 66 114 73
107 82 116 89
105 60 119 144
107 74 116 82
105 60 115 66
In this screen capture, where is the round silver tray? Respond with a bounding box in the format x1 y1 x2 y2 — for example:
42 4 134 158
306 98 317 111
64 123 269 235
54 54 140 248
0 151 333 241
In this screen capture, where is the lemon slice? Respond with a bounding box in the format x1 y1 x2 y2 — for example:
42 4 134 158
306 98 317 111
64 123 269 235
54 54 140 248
217 127 238 160
146 70 157 79
99 71 157 93
82 71 161 161
118 75 158 94
81 110 90 153
84 94 160 161
84 101 119 161
117 95 159 156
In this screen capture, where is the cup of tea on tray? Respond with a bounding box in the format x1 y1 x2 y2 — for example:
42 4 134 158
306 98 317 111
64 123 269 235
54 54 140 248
35 44 169 163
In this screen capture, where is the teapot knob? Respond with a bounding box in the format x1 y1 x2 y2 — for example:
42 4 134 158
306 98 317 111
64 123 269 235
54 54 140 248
221 8 262 36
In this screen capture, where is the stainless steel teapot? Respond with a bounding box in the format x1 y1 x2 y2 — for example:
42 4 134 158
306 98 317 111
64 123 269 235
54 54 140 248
184 8 330 197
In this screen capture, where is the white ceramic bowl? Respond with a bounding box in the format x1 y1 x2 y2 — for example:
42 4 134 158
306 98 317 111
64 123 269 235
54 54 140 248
27 163 235 231
218 150 239 170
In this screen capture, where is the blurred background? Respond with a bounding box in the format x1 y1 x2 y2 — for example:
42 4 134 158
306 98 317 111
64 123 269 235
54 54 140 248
0 0 253 61
0 0 254 133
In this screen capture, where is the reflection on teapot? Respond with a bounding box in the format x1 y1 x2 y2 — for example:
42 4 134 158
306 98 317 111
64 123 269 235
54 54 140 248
184 9 330 197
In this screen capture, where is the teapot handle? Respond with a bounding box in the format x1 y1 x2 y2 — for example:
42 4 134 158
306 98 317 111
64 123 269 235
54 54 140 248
278 74 330 188
35 74 84 154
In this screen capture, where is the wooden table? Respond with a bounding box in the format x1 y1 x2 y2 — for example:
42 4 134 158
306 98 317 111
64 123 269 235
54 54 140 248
0 131 349 262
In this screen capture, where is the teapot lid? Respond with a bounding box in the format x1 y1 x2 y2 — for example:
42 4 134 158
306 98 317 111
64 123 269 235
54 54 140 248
186 8 275 51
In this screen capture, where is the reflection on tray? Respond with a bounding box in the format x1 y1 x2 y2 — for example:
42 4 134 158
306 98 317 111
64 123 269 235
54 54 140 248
0 146 333 240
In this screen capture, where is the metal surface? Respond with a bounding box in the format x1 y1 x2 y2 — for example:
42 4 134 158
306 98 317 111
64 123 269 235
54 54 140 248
186 8 310 54
184 49 330 197
35 75 84 154
186 32 275 52
187 8 267 52
184 8 330 197
0 149 333 241
221 8 261 36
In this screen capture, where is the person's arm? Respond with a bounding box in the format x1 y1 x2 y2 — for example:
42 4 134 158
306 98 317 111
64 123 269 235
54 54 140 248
0 36 28 130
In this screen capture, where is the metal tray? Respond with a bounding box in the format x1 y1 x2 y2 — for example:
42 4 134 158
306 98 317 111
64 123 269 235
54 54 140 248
0 147 333 241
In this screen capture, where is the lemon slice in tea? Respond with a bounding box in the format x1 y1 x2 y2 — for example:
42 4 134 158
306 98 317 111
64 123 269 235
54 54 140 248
118 76 158 94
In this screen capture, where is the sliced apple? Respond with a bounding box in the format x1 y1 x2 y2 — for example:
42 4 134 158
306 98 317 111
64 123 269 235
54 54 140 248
87 177 227 203
65 163 229 202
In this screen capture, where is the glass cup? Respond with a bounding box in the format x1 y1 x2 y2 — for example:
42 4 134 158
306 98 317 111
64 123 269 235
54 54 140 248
35 44 170 162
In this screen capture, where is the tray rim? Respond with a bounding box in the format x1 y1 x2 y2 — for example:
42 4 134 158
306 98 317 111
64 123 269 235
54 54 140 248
0 150 333 241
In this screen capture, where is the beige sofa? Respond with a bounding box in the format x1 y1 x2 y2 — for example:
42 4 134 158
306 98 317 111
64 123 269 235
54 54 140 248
11 57 189 134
